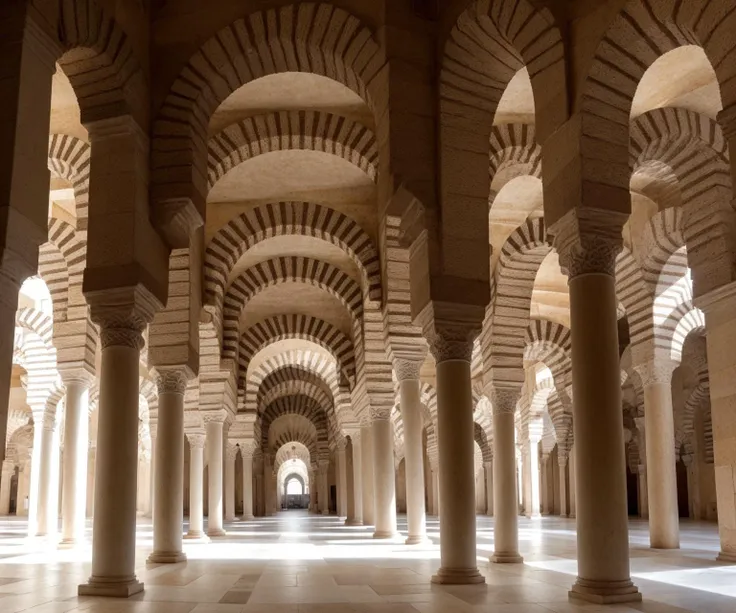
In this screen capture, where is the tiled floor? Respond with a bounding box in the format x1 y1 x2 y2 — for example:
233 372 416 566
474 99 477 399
0 512 734 612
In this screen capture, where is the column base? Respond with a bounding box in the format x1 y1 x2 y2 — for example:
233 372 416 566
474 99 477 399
184 531 209 542
321 510 329 515
405 535 432 545
490 552 523 564
225 516 236 522
373 530 400 539
58 537 81 548
78 577 144 598
147 551 187 564
569 578 641 604
241 514 255 521
344 519 362 526
431 567 485 585
206 528 226 537
717 550 736 563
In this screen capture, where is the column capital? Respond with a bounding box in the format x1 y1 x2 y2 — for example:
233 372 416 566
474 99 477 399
548 208 626 278
681 453 694 467
186 433 205 449
59 369 95 387
201 411 229 426
335 435 347 451
633 359 677 388
2 459 15 475
370 405 392 422
238 440 257 458
226 444 238 461
154 367 191 395
490 387 520 415
394 358 422 382
416 300 483 363
85 285 161 350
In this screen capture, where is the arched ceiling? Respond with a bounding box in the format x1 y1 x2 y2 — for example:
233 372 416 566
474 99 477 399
495 68 535 125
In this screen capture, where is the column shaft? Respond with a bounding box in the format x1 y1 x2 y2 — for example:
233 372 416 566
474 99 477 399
79 335 144 597
61 380 90 544
372 417 398 538
224 446 236 521
206 419 225 536
349 435 363 525
492 405 522 563
567 268 640 602
319 463 329 514
559 455 568 517
36 413 58 537
431 358 483 584
242 452 254 520
361 425 375 525
0 462 14 515
185 435 205 538
485 461 493 516
399 375 428 544
337 445 348 518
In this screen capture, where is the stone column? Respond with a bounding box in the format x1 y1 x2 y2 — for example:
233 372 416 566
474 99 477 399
205 416 226 536
224 444 236 521
491 389 523 563
541 453 550 515
87 445 96 518
337 440 348 518
348 433 363 525
307 468 315 512
371 413 398 537
432 468 440 516
344 438 356 523
149 369 188 563
425 321 484 584
485 461 493 516
397 359 429 544
319 460 329 515
558 449 569 518
241 444 255 520
185 433 206 539
0 460 14 515
60 374 92 545
148 426 157 518
553 218 640 603
634 360 679 549
79 312 152 597
35 411 58 537
569 443 576 518
521 443 532 517
360 423 375 525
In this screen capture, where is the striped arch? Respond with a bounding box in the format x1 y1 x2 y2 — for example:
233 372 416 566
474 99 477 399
259 380 333 422
239 314 355 385
274 440 313 469
260 395 330 458
14 308 59 413
579 1 736 225
54 0 146 121
208 111 378 190
152 3 382 211
257 366 334 412
204 202 381 321
474 422 492 462
486 217 552 388
47 134 90 228
615 247 652 348
524 319 572 389
631 108 730 207
662 303 706 364
546 390 571 443
529 376 555 418
489 123 542 192
679 339 710 456
222 256 363 361
640 207 687 290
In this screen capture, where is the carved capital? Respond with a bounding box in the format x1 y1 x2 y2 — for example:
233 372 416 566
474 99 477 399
416 300 484 364
60 369 95 388
549 208 626 279
201 411 228 426
226 444 238 461
633 360 676 388
86 285 161 350
491 387 520 415
239 440 256 458
2 459 15 475
186 433 205 449
370 405 392 422
42 412 56 432
155 368 189 395
394 359 422 382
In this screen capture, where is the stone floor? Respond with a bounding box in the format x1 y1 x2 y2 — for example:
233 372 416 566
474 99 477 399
0 512 734 612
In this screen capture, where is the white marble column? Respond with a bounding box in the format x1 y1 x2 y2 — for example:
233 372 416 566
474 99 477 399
372 414 398 537
0 460 14 515
558 449 569 517
558 225 640 603
634 360 680 549
348 433 363 525
78 318 147 597
148 369 188 563
432 468 440 517
569 443 577 518
361 423 375 525
491 389 523 563
205 416 226 536
319 460 329 515
61 375 92 545
185 433 206 539
36 411 58 537
428 326 484 585
241 444 255 520
485 461 493 516
397 360 428 544
529 434 541 518
337 440 348 518
224 444 236 521
344 437 356 523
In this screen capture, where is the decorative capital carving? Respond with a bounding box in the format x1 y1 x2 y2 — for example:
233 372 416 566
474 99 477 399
186 433 205 449
394 359 422 382
59 369 95 388
42 412 56 432
155 368 189 395
239 440 256 458
490 387 520 415
370 405 392 422
548 208 626 279
201 411 228 426
86 285 161 350
633 360 676 388
226 444 238 461
681 453 694 467
416 300 484 364
2 459 15 474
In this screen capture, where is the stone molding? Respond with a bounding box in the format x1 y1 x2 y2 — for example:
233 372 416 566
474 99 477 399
549 208 627 278
155 368 189 395
59 369 95 387
490 388 521 415
394 358 422 381
633 359 677 388
370 405 392 422
86 285 161 351
201 412 229 426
